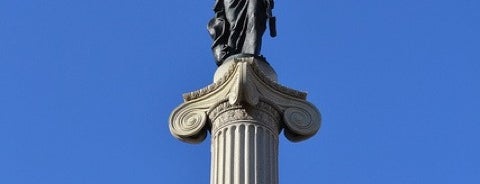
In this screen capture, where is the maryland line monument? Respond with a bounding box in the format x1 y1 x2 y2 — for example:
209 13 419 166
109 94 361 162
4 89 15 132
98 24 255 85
169 1 321 183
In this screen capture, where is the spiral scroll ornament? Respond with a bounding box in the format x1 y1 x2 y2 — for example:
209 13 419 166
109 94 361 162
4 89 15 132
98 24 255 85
169 110 208 144
283 107 321 142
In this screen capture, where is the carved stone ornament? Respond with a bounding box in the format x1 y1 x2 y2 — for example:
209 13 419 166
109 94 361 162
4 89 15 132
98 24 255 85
169 56 321 143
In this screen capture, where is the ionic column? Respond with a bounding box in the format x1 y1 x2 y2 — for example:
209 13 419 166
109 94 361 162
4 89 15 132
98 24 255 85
169 56 321 184
209 102 280 184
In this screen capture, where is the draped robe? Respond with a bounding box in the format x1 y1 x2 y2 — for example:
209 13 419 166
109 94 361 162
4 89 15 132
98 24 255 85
208 0 268 65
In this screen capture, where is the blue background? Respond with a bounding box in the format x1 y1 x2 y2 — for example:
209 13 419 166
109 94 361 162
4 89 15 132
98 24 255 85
1 0 479 183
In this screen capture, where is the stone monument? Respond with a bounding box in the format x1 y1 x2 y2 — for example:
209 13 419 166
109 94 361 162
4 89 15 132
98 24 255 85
169 1 321 183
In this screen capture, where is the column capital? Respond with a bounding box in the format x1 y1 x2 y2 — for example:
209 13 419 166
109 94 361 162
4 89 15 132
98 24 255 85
169 56 321 143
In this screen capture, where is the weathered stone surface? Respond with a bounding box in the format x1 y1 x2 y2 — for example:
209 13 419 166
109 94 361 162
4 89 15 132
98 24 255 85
169 56 321 183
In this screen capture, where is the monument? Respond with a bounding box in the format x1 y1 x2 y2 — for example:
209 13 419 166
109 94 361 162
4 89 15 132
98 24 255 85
208 0 276 66
169 1 321 183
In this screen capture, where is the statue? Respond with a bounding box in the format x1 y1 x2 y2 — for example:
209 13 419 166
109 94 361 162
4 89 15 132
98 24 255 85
208 0 277 66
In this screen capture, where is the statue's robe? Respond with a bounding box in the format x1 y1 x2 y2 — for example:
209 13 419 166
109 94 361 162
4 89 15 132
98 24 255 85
208 0 268 65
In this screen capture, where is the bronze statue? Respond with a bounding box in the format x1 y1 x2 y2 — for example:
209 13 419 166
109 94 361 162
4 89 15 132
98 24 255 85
208 0 276 66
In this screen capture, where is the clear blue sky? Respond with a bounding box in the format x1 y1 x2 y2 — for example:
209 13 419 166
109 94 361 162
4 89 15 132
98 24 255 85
1 0 479 183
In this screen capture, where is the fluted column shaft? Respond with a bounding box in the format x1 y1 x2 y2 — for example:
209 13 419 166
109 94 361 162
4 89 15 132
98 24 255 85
209 102 280 184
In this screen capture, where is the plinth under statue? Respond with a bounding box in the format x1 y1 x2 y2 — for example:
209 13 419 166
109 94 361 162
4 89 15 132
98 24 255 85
169 1 321 183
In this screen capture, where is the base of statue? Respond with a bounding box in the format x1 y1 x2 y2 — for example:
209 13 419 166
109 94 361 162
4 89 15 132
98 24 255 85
170 55 320 143
169 55 321 184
